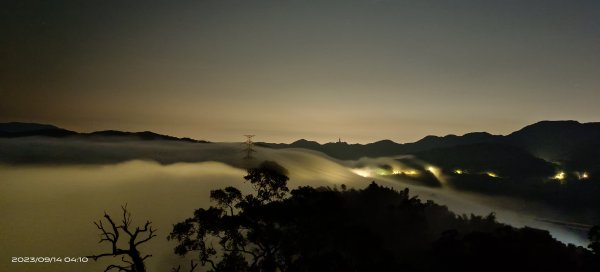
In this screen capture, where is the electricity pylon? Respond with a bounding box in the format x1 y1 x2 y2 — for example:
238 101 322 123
243 134 256 159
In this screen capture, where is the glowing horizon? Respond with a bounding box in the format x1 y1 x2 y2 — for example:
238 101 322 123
2 1 599 144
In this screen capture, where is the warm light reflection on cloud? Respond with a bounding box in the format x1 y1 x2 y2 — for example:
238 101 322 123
487 172 499 178
350 168 371 178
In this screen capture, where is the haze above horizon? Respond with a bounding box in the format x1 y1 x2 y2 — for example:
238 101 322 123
2 1 599 143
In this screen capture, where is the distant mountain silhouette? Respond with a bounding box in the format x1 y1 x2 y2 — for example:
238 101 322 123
405 132 502 152
414 143 555 178
4 120 600 171
258 132 505 159
0 122 209 143
0 122 61 133
505 120 600 160
258 121 600 171
289 139 322 149
0 122 77 137
258 139 401 159
86 130 206 143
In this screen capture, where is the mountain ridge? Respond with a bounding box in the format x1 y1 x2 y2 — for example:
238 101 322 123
3 121 600 169
0 122 209 143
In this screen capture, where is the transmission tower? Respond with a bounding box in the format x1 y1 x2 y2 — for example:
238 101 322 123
243 134 256 159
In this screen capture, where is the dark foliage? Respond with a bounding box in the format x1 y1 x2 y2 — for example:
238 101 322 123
170 161 600 272
590 226 600 257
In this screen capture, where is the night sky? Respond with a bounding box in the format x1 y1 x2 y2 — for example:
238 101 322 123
2 0 599 143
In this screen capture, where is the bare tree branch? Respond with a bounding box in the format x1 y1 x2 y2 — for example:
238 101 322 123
134 221 157 246
88 205 155 272
121 256 133 265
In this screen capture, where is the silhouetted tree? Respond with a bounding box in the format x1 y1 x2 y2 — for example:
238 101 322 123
590 225 600 256
243 160 289 203
88 205 156 272
169 161 290 272
170 161 600 272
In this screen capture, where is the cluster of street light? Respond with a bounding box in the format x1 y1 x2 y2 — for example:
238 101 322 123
351 165 591 183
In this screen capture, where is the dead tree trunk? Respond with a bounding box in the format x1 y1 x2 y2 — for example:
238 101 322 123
88 205 156 272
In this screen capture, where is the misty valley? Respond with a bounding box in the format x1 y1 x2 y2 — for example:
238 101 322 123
1 121 600 271
4 1 600 271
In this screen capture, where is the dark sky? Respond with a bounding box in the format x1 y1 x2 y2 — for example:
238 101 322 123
1 0 599 143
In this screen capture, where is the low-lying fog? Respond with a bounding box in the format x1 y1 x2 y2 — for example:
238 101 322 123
0 138 591 271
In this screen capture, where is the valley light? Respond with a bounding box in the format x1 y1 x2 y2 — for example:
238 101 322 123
393 169 419 176
425 166 447 185
454 169 463 174
405 170 419 176
579 172 589 180
553 172 566 181
486 172 498 178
